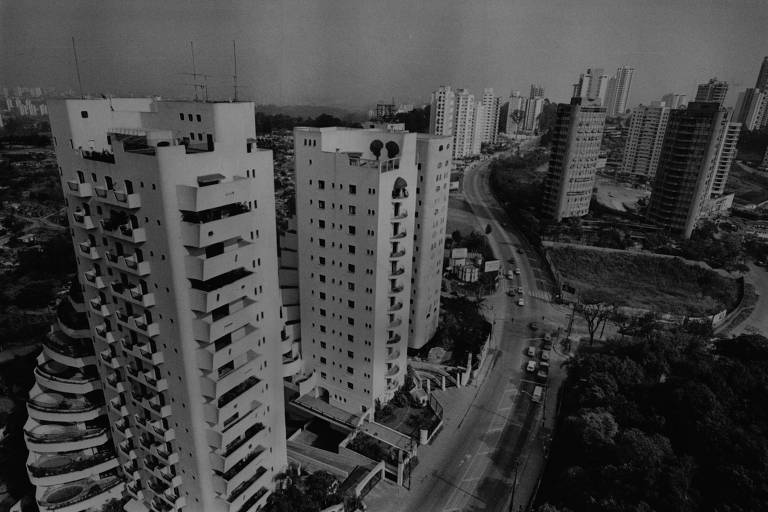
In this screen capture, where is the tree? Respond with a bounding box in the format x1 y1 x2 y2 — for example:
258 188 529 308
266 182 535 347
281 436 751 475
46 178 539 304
576 302 614 345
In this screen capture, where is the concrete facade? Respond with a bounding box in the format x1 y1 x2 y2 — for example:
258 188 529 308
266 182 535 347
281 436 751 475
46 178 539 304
541 97 606 221
47 98 287 512
620 101 670 178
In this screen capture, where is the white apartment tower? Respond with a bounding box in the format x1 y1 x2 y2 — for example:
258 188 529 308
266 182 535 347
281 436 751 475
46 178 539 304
505 92 527 136
620 101 671 178
733 88 768 130
293 127 449 414
453 89 477 158
409 134 452 349
480 88 501 144
605 66 635 116
524 97 545 134
661 93 687 109
429 86 455 137
47 98 288 512
695 78 729 106
710 121 741 197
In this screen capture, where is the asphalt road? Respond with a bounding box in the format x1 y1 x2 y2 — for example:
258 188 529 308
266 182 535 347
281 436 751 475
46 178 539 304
389 156 563 512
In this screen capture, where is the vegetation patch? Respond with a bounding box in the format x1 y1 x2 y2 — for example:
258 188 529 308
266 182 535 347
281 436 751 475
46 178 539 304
548 245 740 316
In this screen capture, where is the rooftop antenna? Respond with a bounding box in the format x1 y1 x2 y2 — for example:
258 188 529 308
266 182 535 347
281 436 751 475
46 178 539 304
71 37 84 99
232 40 240 102
180 41 210 101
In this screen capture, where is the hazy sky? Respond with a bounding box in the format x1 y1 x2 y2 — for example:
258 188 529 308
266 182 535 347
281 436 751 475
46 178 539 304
1 0 766 110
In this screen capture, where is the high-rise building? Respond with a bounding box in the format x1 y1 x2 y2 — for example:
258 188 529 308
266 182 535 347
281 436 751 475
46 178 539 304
620 101 671 178
733 88 768 130
25 285 125 512
480 88 501 144
646 102 731 238
604 66 635 116
375 103 397 122
661 93 688 109
46 98 288 512
541 97 606 221
523 97 544 134
695 78 729 106
572 68 605 102
505 91 528 136
755 56 768 90
453 88 477 158
529 84 544 99
710 121 741 197
293 126 449 413
429 85 455 136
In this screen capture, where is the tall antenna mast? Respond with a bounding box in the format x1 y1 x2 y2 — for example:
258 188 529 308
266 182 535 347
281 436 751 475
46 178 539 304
72 37 84 99
232 40 239 102
191 41 199 100
180 41 211 101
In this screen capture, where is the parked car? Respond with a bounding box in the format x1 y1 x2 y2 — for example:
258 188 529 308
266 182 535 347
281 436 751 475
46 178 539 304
543 333 552 342
517 286 524 294
506 270 515 279
532 386 544 403
528 322 539 330
506 289 516 297
517 298 525 307
543 340 553 351
526 360 537 372
526 346 536 357
514 268 521 275
537 362 550 379
540 351 550 362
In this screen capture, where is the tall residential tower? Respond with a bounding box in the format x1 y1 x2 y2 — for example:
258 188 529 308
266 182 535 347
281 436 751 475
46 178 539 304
620 101 671 178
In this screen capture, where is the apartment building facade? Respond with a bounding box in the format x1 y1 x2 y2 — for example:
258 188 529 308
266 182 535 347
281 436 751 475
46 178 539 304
605 66 635 116
429 86 455 137
47 98 287 512
541 97 607 221
695 78 729 106
620 101 671 178
710 121 741 197
646 102 731 238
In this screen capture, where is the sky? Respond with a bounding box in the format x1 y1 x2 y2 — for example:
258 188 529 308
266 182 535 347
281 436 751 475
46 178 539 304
1 0 767 111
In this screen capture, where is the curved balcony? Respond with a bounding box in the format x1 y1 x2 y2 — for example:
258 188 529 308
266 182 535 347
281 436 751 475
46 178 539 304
93 324 117 344
391 209 408 220
101 220 146 244
37 476 124 512
388 302 403 312
385 364 400 377
390 230 407 240
27 393 104 423
386 348 400 361
390 266 405 277
89 298 112 317
391 188 409 200
28 449 118 487
66 181 93 198
43 330 94 367
110 282 156 308
78 242 100 261
389 285 404 294
105 251 151 276
389 249 406 259
82 270 107 290
94 186 141 209
386 333 401 345
35 361 101 395
388 317 402 328
25 423 109 453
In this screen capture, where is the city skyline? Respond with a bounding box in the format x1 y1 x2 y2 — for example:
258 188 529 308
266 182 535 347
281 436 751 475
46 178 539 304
2 0 767 110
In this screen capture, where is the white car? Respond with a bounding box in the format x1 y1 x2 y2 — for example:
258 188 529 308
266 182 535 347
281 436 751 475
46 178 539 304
517 298 525 307
540 351 550 362
506 270 515 279
526 346 536 357
526 360 537 372
514 268 521 275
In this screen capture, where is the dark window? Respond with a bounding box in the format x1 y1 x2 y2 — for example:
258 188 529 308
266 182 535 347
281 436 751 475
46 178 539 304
80 111 88 118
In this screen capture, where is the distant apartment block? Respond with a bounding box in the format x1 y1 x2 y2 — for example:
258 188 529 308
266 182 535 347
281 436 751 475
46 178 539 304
734 88 768 130
604 66 635 116
541 97 607 221
480 88 501 145
646 102 731 238
293 126 449 415
695 78 729 106
429 85 455 137
661 93 687 109
47 98 288 512
620 101 671 178
710 121 741 197
453 88 478 158
504 91 527 136
755 56 768 90
572 68 608 104
529 84 544 99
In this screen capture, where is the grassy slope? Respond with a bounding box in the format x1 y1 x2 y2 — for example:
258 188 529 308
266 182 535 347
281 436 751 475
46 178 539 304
549 246 740 316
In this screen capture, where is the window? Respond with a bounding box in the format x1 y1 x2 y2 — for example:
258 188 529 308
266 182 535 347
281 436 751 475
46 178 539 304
319 200 325 209
347 264 355 273
349 184 357 194
320 341 326 348
80 111 88 118
348 226 356 235
348 300 355 308
319 257 326 265
319 238 326 247
347 351 354 358
319 220 326 229
349 205 356 215
320 357 327 364
347 382 354 390
348 282 355 291
196 114 202 122
179 113 184 120
188 114 193 121
347 366 354 375
348 245 355 254
319 275 326 283
319 180 325 190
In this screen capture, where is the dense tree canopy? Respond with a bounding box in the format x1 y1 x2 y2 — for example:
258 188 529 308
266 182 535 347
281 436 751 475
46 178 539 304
538 331 768 512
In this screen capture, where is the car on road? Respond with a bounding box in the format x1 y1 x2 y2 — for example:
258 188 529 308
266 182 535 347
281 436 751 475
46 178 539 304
517 298 525 307
543 333 552 341
526 346 536 357
543 340 553 351
537 362 550 379
517 286 523 294
506 270 515 279
514 268 521 275
532 386 544 403
540 351 550 362
506 289 516 297
526 360 537 372
528 322 538 330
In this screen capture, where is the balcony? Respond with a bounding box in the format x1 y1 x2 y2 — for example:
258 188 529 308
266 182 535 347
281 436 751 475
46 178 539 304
282 353 302 377
390 229 407 239
389 284 404 294
388 301 403 312
389 249 406 258
180 203 251 247
28 449 118 486
387 333 401 345
189 269 254 313
78 242 100 260
194 304 255 343
386 364 400 377
66 180 93 198
93 324 117 344
37 476 124 512
43 329 93 362
34 361 101 395
89 297 112 317
391 208 408 219
390 266 405 277
72 210 96 230
388 317 402 328
110 282 156 308
94 186 141 209
81 149 115 164
387 348 401 361
136 342 164 365
105 251 151 276
25 424 109 453
185 240 252 281
102 222 146 244
392 187 409 199
99 349 120 370
235 486 268 512
218 376 260 409
27 393 104 423
115 311 159 337
227 465 268 504
177 178 252 212
83 269 107 290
